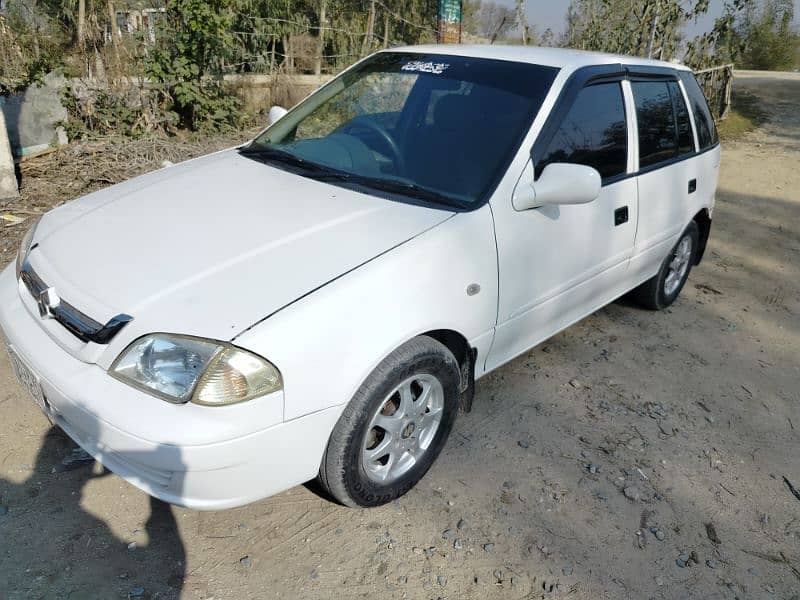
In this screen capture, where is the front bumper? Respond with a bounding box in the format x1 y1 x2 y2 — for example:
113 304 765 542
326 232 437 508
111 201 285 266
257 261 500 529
0 264 341 510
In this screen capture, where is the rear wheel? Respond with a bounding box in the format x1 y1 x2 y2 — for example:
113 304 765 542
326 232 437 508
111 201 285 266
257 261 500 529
631 221 699 310
319 336 460 507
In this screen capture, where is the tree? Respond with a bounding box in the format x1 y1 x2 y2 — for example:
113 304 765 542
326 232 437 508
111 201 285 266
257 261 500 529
226 0 435 76
539 27 555 47
147 0 240 130
561 0 754 67
685 0 751 69
562 0 688 59
462 0 480 33
516 0 528 44
0 1 67 93
38 0 105 49
735 0 796 70
463 0 516 41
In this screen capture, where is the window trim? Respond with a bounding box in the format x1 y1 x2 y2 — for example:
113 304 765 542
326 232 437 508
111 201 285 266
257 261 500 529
636 140 718 176
531 64 721 187
621 79 639 174
535 79 630 183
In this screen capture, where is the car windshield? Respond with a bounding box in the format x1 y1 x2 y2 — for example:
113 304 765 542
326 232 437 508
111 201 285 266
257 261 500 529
244 52 559 207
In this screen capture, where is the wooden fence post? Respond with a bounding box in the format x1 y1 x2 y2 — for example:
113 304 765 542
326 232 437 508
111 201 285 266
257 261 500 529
0 108 19 199
693 64 735 121
721 66 733 120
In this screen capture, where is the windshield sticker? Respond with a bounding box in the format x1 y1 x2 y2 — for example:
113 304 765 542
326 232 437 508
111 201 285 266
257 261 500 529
401 61 450 75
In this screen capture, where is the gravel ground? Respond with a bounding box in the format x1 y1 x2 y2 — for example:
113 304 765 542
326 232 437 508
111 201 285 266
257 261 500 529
1 72 799 600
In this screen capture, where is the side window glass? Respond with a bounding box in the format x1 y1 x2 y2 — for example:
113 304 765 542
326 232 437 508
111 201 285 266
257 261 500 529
632 81 678 168
536 82 627 180
668 81 694 155
679 72 719 150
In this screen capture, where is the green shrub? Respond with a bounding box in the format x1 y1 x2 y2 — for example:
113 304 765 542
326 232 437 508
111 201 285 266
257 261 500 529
147 0 242 131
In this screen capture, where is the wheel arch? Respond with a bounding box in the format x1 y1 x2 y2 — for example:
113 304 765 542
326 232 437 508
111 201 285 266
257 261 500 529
421 329 477 413
692 208 712 265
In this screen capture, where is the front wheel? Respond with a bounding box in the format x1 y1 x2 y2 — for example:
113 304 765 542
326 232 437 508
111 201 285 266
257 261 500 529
631 221 699 310
319 336 461 507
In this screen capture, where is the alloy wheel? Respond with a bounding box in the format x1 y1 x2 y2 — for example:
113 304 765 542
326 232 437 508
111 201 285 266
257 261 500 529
362 374 444 484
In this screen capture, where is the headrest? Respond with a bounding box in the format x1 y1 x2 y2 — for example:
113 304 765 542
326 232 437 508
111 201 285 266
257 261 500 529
433 94 470 131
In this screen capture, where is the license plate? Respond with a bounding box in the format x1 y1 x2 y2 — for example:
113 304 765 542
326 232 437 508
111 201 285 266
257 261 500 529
5 344 48 414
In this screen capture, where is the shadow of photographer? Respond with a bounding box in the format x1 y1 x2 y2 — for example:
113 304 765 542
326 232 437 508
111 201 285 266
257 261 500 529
0 425 186 599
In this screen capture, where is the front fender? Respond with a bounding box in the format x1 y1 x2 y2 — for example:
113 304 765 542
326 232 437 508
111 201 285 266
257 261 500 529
234 204 498 422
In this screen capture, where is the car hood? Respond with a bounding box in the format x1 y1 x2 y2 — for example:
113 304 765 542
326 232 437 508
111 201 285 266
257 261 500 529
29 149 453 350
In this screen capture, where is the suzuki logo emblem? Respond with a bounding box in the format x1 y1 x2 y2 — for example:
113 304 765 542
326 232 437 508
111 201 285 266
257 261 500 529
37 287 61 319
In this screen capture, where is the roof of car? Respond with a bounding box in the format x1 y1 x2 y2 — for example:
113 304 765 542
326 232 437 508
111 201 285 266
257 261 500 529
387 44 692 73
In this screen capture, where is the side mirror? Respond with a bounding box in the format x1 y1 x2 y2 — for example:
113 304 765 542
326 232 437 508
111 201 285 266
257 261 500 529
267 105 288 126
513 162 601 211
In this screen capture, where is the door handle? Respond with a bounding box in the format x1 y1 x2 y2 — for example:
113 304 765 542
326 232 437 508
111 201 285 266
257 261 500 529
688 179 697 193
614 206 629 226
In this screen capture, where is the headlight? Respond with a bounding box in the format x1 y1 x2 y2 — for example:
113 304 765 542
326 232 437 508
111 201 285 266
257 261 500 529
110 334 282 406
15 216 42 278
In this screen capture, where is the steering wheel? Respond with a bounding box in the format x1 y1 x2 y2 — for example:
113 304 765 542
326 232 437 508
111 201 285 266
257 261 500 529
340 116 406 175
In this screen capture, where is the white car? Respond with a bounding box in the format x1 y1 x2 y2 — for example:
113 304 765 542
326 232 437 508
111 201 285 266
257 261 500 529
0 45 719 509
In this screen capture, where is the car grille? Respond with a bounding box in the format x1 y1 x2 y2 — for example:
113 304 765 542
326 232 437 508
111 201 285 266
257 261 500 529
19 262 133 345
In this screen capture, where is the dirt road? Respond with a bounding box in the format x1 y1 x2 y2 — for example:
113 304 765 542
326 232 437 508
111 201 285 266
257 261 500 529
1 72 799 600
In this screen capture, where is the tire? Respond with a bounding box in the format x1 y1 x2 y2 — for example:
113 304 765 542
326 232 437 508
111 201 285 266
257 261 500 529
319 336 461 508
631 221 699 310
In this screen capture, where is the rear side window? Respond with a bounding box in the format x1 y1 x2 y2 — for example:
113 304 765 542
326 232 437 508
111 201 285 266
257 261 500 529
536 82 627 180
679 72 719 150
668 81 694 155
632 81 678 168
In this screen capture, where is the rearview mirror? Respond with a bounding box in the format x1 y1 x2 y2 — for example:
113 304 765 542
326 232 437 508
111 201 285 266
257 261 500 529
513 162 601 211
268 106 288 126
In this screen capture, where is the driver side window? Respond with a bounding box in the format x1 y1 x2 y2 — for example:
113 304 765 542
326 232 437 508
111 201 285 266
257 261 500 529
295 73 417 140
536 82 628 180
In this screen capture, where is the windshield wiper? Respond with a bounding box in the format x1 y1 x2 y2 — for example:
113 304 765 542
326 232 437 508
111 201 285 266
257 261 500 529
239 145 348 178
342 176 466 209
241 145 464 209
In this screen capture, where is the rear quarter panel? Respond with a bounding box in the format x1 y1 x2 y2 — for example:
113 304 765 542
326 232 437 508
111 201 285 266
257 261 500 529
695 145 720 217
629 144 719 285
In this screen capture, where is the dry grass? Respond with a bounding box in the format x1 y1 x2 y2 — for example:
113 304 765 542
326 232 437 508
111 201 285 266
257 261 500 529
1 128 261 264
718 89 769 140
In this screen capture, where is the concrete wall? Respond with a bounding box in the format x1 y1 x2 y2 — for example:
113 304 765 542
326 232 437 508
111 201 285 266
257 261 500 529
0 72 69 158
225 74 333 114
0 109 18 199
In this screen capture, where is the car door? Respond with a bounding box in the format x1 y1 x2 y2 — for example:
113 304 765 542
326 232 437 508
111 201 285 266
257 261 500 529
486 76 638 372
629 77 699 282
